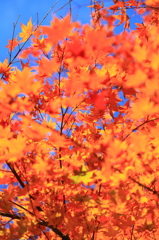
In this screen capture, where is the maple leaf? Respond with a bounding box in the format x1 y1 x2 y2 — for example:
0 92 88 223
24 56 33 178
70 165 94 184
32 36 52 54
40 15 80 46
0 58 11 80
114 8 130 28
87 0 104 10
6 38 19 51
146 0 159 6
33 155 48 173
105 225 120 237
19 18 33 43
18 46 41 59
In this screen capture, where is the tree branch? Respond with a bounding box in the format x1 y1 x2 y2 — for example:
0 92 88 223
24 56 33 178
129 177 159 197
6 161 25 188
122 117 159 141
0 212 71 240
0 212 21 219
114 167 159 197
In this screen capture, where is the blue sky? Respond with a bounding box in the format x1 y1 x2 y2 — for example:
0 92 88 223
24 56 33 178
0 0 114 61
0 0 144 61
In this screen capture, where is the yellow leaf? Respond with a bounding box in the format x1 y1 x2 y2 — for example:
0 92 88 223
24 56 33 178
70 165 94 184
0 58 11 77
19 18 33 43
140 196 148 203
0 171 4 178
126 70 146 88
108 64 117 77
146 0 159 6
33 155 48 173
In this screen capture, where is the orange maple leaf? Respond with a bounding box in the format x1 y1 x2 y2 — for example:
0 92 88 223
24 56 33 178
0 59 11 80
6 38 19 51
87 0 104 10
40 15 80 46
19 18 33 43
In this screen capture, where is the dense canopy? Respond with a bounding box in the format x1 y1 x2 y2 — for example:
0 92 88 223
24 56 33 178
1 0 159 239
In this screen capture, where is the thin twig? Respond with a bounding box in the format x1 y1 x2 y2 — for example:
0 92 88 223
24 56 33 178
8 15 20 64
91 183 102 240
63 97 87 129
130 224 135 240
129 177 159 197
3 0 73 77
52 0 73 15
122 117 159 141
7 1 58 68
114 167 159 197
110 5 159 10
0 169 11 173
67 117 76 136
69 0 72 20
36 12 39 26
9 200 34 216
57 63 67 212
6 161 25 188
90 0 92 15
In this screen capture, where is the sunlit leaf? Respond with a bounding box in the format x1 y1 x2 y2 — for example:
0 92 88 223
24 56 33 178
19 18 33 42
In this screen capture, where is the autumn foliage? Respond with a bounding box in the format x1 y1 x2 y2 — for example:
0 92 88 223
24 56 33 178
1 0 159 239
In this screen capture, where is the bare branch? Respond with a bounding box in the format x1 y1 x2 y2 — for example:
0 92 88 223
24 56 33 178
8 15 20 64
122 117 159 141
